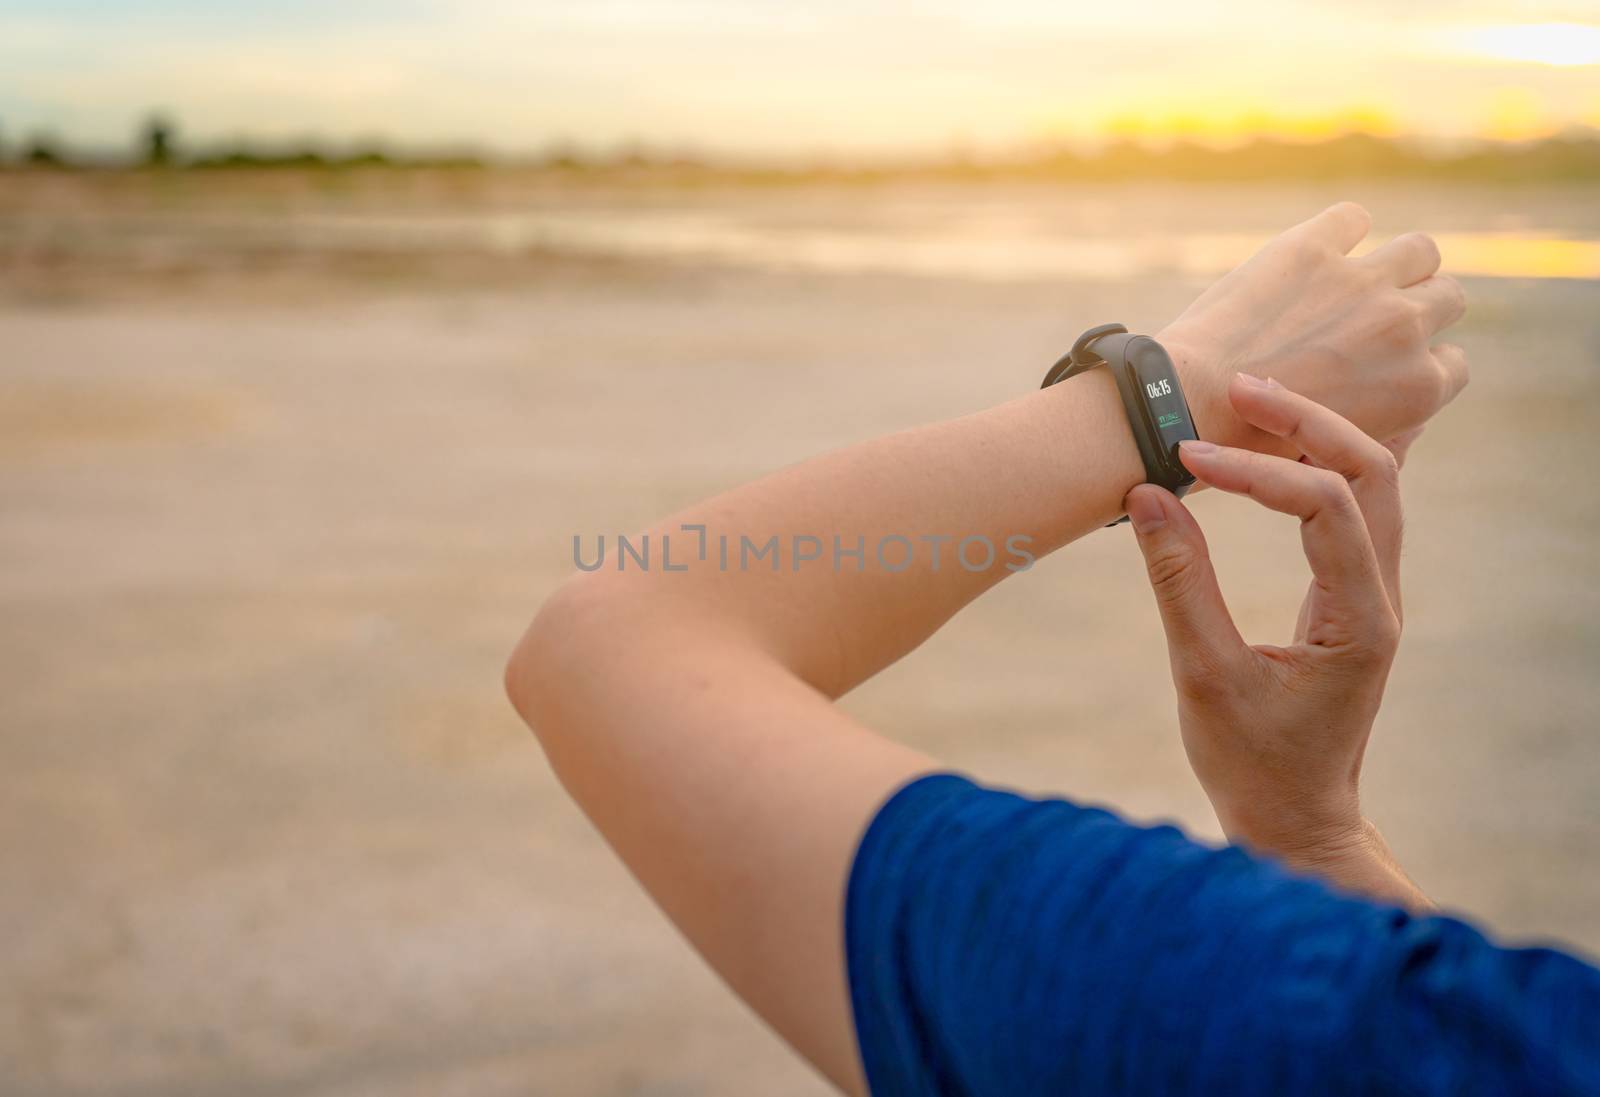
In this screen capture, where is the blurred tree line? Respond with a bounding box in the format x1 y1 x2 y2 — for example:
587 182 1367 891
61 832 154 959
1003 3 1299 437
0 114 484 171
1 112 1597 182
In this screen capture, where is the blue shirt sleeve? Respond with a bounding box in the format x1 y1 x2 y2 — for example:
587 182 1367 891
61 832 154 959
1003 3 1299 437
845 773 1600 1097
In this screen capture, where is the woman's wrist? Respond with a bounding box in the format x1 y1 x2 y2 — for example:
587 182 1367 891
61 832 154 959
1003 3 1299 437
1219 797 1367 870
1267 815 1384 875
1225 812 1433 911
1157 325 1240 450
1296 820 1433 911
1037 363 1147 525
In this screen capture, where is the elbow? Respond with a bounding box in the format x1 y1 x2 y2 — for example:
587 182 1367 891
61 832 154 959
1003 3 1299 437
502 611 548 736
503 574 621 740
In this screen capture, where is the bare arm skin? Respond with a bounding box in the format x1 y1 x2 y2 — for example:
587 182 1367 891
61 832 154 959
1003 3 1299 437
505 204 1465 1092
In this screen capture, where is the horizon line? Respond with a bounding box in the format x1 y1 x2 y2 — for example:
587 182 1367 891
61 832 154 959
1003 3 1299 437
7 121 1600 170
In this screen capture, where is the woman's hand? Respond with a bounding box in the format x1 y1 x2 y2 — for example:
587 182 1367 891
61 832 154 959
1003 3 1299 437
1123 373 1429 907
1160 202 1468 454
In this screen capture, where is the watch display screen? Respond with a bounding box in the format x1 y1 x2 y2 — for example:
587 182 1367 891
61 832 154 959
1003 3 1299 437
1148 379 1192 452
1129 341 1195 459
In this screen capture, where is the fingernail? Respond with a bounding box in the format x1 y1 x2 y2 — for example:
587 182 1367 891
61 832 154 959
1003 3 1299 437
1236 372 1269 388
1266 376 1285 390
1124 488 1166 533
1179 439 1218 456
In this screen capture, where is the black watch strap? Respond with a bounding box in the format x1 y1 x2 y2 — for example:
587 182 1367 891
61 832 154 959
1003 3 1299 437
1042 322 1132 387
1041 323 1200 526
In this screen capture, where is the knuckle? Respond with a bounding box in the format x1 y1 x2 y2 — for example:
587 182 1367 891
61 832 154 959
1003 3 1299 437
1312 465 1348 496
1356 613 1402 663
1144 540 1201 599
1401 301 1429 341
1401 358 1448 408
1357 256 1390 285
1364 445 1401 490
1311 468 1356 513
1402 230 1441 268
1380 612 1402 650
1379 296 1426 349
1302 237 1337 263
1432 360 1456 402
1285 230 1333 264
1438 345 1470 395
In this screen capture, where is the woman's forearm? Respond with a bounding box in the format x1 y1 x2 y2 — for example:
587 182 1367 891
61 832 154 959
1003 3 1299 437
556 363 1147 698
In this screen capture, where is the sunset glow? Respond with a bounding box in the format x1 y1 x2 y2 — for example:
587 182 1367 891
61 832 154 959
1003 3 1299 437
1445 23 1600 67
1087 106 1401 148
0 3 1596 154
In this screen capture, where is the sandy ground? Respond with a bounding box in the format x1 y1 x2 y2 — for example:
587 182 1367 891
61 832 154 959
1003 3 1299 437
2 179 1598 1095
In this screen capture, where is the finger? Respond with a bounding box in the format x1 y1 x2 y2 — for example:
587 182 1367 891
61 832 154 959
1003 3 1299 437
1224 375 1404 616
1402 274 1466 334
1177 441 1391 633
1124 486 1248 681
1293 201 1372 255
1384 426 1426 470
1432 342 1470 404
1360 230 1442 287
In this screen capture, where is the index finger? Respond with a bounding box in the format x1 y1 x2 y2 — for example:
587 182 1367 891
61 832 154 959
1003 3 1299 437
1224 375 1406 619
1176 441 1392 640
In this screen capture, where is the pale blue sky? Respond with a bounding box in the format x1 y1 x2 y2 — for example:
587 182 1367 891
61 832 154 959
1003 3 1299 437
2 1 1596 155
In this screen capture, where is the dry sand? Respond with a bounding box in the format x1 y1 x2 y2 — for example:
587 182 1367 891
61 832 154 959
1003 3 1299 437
2 177 1598 1095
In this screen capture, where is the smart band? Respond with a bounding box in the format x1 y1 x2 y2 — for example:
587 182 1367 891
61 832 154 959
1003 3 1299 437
1041 323 1199 525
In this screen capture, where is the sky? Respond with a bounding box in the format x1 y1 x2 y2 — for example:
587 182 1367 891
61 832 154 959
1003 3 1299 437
1 0 1598 157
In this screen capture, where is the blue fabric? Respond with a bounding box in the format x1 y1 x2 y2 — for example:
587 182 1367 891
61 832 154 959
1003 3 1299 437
845 773 1600 1097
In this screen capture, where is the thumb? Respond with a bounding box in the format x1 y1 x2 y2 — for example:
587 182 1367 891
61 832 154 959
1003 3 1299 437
1124 486 1246 679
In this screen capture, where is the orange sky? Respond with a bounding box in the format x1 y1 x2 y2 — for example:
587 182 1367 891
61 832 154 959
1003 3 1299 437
1 2 1596 154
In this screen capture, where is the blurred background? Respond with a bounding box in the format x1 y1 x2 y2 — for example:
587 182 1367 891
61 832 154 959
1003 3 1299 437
2 3 1598 1095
